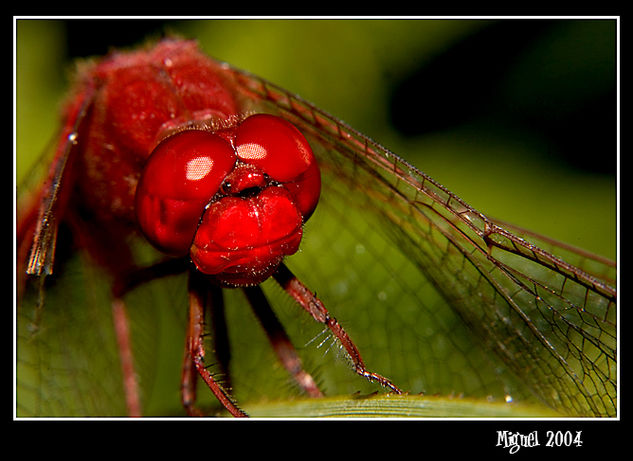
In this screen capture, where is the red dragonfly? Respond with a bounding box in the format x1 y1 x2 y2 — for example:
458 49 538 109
16 39 617 417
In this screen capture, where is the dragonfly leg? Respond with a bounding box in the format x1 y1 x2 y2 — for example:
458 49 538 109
243 285 323 398
180 337 202 416
273 263 402 394
182 285 233 411
208 286 232 391
111 297 142 417
185 271 247 417
110 259 242 416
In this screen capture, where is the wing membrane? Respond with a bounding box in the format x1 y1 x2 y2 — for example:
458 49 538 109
220 62 617 416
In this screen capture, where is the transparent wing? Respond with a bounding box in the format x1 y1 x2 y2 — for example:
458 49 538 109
218 61 617 417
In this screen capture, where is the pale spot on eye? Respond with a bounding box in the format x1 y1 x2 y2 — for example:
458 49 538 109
236 142 268 161
186 156 214 180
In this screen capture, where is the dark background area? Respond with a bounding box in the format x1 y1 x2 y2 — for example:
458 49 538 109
58 18 616 175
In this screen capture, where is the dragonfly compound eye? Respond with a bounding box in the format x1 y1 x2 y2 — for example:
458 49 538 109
234 114 321 220
135 130 237 255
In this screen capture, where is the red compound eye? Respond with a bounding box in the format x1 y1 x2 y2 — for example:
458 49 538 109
234 114 320 218
136 130 236 255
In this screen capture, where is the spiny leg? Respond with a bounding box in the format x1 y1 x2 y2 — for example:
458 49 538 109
273 263 402 394
208 286 232 391
185 271 247 417
111 258 244 416
181 285 234 416
243 285 323 398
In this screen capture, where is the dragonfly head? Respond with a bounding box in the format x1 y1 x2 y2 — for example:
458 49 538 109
135 114 321 286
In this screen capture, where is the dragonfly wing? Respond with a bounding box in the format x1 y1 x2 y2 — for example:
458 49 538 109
25 83 97 277
220 62 617 416
489 218 616 285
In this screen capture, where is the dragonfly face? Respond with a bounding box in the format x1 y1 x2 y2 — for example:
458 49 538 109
16 29 617 418
136 113 321 286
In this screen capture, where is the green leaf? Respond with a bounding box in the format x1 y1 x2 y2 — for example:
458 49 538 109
244 394 560 418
